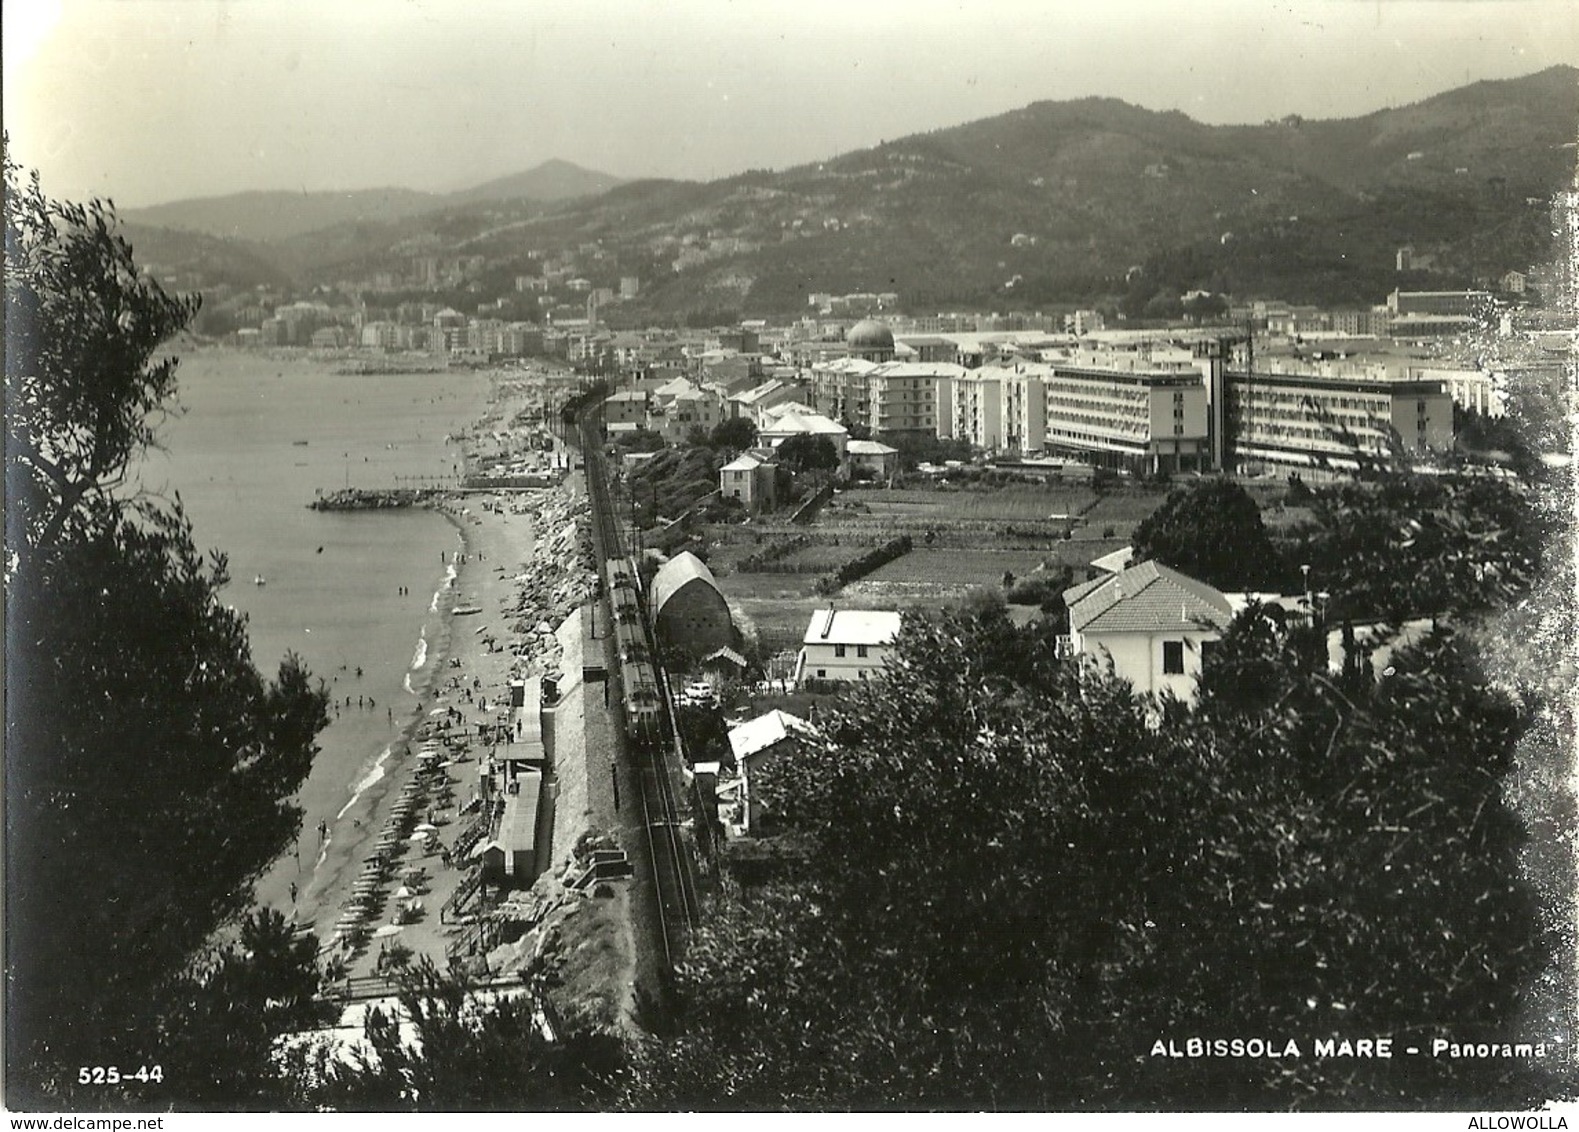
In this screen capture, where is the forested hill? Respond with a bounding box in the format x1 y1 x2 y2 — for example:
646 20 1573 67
131 66 1579 313
120 159 625 244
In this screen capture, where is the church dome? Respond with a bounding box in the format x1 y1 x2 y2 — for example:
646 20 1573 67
845 319 895 350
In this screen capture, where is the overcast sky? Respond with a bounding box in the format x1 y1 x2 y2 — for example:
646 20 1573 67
4 0 1575 208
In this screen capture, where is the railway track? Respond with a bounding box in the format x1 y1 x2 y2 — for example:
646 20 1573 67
575 407 699 972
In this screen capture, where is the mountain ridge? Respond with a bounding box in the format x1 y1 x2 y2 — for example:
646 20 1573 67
121 159 627 244
125 65 1578 314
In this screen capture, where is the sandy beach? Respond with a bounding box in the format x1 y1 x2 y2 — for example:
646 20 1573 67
250 370 602 982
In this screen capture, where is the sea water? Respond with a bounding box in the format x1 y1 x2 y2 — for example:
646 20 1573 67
133 348 492 845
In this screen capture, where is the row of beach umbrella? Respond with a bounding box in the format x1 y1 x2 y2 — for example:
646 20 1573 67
330 772 434 949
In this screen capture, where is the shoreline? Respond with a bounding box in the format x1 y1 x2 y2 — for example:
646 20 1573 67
250 368 594 982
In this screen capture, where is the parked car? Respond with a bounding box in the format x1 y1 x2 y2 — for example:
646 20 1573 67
679 680 717 707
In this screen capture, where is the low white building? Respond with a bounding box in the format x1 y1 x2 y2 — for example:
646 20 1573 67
758 409 850 462
794 608 902 686
1061 561 1231 704
847 438 899 481
726 709 816 834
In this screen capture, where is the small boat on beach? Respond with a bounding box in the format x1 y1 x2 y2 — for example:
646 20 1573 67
451 604 483 616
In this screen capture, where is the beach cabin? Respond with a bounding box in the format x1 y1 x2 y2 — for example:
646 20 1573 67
477 768 546 886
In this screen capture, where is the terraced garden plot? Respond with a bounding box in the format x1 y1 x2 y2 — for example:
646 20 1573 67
715 572 820 602
1081 489 1171 525
839 484 1098 521
1042 539 1129 570
862 548 1056 586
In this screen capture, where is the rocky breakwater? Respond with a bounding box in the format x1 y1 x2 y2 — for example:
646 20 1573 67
310 487 441 512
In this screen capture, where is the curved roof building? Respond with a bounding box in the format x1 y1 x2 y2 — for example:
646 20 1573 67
650 551 735 663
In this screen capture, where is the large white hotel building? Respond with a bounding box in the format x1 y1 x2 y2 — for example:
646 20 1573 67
800 321 1457 475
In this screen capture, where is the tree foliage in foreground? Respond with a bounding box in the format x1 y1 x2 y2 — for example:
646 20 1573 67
4 149 199 556
1295 472 1543 626
622 607 1563 1110
307 960 625 1111
3 146 328 1108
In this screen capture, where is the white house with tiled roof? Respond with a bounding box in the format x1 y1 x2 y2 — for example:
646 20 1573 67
758 409 850 462
718 449 778 511
1061 560 1232 704
846 438 899 480
725 709 817 834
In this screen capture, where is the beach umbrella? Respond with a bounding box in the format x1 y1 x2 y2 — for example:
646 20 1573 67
395 886 412 899
415 822 439 833
409 832 429 842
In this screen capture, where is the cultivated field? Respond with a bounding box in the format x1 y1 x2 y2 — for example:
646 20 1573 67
838 483 1098 522
862 548 1054 586
705 480 1175 659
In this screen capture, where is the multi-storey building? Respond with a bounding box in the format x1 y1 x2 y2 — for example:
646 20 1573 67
936 369 1003 449
865 361 953 438
652 388 724 444
1387 289 1492 317
806 357 880 425
1036 357 1210 473
1222 359 1453 473
893 336 961 364
999 366 1047 455
1409 366 1504 418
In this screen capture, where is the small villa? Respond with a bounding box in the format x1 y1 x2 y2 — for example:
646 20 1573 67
1061 560 1232 705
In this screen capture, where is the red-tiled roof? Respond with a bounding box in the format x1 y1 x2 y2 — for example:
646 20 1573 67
1063 560 1232 635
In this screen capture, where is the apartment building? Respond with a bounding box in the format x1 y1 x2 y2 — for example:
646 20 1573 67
807 357 880 425
937 369 1003 449
1409 366 1504 418
865 361 956 437
652 388 724 445
1036 357 1211 473
1387 289 1492 317
999 366 1048 455
1222 359 1454 473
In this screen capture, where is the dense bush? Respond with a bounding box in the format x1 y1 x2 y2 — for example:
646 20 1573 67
812 535 912 595
736 535 812 572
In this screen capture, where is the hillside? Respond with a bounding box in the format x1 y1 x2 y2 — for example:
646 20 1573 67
445 159 626 206
121 159 624 245
122 187 442 244
126 66 1579 313
120 222 293 293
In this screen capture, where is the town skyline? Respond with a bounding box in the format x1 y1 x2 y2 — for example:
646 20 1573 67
4 0 1576 209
